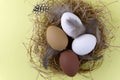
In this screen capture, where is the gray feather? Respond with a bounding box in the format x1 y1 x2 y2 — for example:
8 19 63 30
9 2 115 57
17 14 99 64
85 18 101 44
46 4 72 24
42 45 60 69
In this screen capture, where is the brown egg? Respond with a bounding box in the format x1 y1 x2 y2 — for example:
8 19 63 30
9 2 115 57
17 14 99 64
46 26 68 51
59 50 80 77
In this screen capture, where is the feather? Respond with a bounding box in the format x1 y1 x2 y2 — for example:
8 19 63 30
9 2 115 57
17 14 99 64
42 45 60 69
46 4 72 24
85 18 101 44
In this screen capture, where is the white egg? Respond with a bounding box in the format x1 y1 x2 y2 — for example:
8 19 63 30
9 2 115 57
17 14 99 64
72 34 97 56
61 12 85 39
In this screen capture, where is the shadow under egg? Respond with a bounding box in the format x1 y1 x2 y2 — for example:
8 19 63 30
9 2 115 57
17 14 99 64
66 36 74 50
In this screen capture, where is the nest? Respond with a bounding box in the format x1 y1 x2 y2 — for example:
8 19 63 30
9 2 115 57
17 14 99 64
27 0 113 79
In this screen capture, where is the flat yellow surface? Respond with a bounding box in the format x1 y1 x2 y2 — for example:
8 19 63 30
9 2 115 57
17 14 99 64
0 0 120 80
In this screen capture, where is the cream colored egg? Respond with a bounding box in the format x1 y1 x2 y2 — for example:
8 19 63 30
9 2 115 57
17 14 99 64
72 34 97 56
46 26 68 51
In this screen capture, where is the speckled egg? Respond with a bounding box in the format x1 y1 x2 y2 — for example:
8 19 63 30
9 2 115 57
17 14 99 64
61 12 85 38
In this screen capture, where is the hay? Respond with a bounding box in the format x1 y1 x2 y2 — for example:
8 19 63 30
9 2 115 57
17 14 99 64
27 0 114 79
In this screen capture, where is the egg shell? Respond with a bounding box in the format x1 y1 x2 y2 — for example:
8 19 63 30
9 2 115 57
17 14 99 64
46 26 68 51
59 50 80 77
61 12 85 38
72 34 97 56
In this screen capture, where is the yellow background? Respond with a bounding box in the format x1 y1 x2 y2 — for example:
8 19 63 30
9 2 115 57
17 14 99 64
0 0 120 80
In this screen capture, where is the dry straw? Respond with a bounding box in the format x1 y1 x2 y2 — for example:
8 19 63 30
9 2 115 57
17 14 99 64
27 0 115 79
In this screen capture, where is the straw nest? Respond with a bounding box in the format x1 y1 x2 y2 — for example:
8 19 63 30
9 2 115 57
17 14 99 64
27 0 113 78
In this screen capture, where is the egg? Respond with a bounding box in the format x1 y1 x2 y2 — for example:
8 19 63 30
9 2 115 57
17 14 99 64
46 26 68 51
61 12 85 39
59 50 80 77
72 34 97 56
